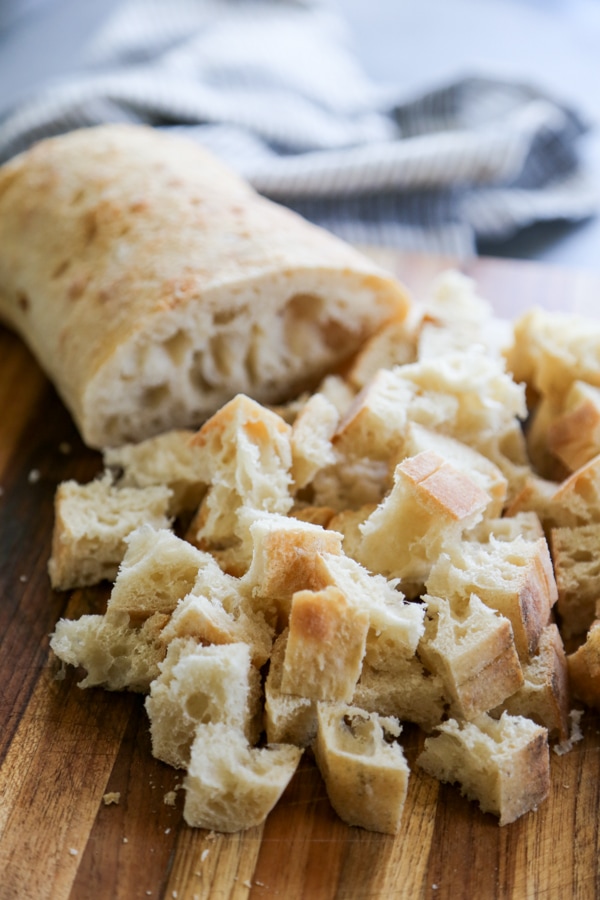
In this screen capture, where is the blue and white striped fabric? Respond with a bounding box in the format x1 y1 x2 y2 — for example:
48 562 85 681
0 0 595 256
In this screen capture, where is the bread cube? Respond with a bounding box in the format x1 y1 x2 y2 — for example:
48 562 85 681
551 523 600 637
426 537 557 660
48 475 172 590
104 428 207 513
567 619 600 708
146 639 262 768
264 630 318 747
107 526 207 618
494 625 570 741
240 511 343 623
290 392 339 490
547 381 600 473
313 703 409 834
358 450 489 590
352 659 447 732
417 712 550 825
185 394 293 566
314 552 425 661
184 723 302 832
50 608 169 691
419 594 523 720
281 586 369 703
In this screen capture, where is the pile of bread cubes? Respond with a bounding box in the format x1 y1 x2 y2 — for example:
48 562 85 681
49 270 600 834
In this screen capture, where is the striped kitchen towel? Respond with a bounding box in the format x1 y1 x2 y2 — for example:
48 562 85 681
0 0 595 256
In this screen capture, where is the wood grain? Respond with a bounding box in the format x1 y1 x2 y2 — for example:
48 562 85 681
1 251 600 900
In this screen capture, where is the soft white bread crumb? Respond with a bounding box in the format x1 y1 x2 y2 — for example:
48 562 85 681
104 429 206 514
310 455 392 512
185 395 293 569
183 724 302 832
347 314 419 390
48 475 172 590
50 609 168 691
146 639 262 768
313 704 409 834
281 586 369 703
494 624 570 741
551 523 600 637
467 511 544 544
107 526 208 618
352 658 447 732
290 393 339 490
264 630 318 747
417 712 550 825
357 451 490 591
419 593 523 721
426 537 557 661
507 307 600 402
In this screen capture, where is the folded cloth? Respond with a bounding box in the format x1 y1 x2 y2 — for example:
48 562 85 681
0 0 595 255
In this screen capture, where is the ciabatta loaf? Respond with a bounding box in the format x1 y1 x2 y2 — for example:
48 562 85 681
0 124 409 448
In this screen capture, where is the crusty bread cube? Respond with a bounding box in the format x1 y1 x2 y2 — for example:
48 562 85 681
417 712 550 825
240 512 343 624
352 658 447 732
332 367 437 463
507 307 600 402
426 537 557 660
48 475 172 590
551 523 600 637
402 423 508 517
107 526 208 618
545 454 600 530
347 314 419 390
104 428 206 514
50 609 169 691
546 381 600 473
146 639 262 768
524 396 570 482
494 625 570 741
264 630 318 747
313 704 409 834
567 619 600 708
290 392 339 490
314 552 425 661
161 552 273 667
358 451 490 591
419 593 523 721
281 586 369 703
183 723 303 832
185 394 293 568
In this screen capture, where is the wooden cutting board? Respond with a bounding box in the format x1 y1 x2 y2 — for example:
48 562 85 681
1 251 600 900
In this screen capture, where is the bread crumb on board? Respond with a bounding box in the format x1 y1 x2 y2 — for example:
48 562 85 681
102 791 121 805
47 271 600 834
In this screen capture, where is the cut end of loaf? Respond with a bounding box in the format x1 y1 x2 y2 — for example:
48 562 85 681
83 272 408 448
